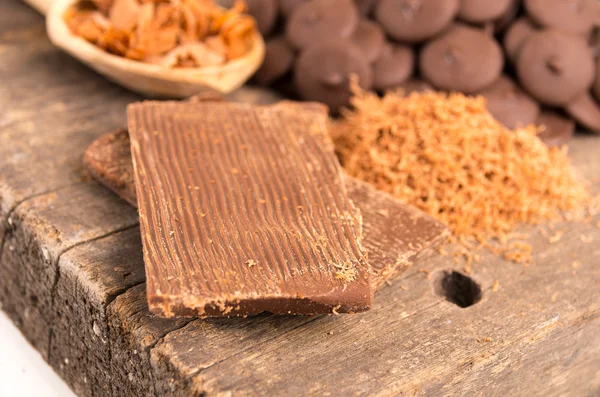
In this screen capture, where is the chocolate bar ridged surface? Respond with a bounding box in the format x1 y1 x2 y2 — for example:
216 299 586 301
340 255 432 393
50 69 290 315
127 101 371 317
84 128 448 293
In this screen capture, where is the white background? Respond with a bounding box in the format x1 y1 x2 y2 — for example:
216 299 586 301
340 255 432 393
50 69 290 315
0 311 75 397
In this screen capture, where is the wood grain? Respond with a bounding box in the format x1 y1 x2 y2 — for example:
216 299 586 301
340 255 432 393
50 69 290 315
1 1 600 396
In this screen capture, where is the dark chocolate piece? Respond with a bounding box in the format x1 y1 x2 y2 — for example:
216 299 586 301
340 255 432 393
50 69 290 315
375 0 459 43
516 29 595 106
457 0 513 23
564 93 600 133
373 43 415 91
479 75 540 129
350 20 385 64
294 39 373 109
536 111 575 147
420 25 503 93
524 0 598 36
246 0 279 36
503 17 537 64
127 101 372 317
254 37 295 86
285 0 359 50
83 129 448 291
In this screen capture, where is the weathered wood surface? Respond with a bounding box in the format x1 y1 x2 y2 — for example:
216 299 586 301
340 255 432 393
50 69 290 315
1 1 600 396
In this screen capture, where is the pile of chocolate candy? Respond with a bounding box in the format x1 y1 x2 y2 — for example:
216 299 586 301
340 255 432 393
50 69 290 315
242 0 600 143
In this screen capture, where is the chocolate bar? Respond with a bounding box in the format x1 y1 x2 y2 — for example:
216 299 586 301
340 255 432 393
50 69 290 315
127 101 372 317
84 130 448 292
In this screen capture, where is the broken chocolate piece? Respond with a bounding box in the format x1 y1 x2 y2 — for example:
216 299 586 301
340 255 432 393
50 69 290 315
83 128 448 290
127 100 372 317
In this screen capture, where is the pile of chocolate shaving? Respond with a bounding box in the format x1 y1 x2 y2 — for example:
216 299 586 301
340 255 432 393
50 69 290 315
64 0 256 67
332 84 592 265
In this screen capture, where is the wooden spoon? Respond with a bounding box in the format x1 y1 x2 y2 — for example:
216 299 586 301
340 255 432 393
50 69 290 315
25 0 265 98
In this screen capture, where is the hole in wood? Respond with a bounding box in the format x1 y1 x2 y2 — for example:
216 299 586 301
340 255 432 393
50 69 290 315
432 270 482 308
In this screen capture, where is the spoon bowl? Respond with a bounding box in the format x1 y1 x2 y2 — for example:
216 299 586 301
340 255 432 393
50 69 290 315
43 0 265 98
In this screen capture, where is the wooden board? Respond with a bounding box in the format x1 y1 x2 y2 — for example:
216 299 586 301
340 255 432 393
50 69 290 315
1 1 600 396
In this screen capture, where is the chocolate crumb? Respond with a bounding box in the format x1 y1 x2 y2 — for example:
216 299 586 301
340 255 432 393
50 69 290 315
418 269 431 280
491 280 499 292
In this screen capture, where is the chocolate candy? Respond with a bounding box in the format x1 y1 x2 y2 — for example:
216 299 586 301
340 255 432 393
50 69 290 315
254 36 295 86
294 40 373 109
373 43 415 91
375 0 459 43
350 20 385 64
536 111 575 147
286 0 359 50
458 0 513 23
517 29 595 106
565 93 600 133
504 18 537 64
480 76 540 129
127 101 372 317
420 25 503 93
525 0 598 36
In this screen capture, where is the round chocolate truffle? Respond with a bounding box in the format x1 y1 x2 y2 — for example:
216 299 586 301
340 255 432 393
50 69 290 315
279 0 311 17
565 93 600 133
524 0 598 36
294 40 373 109
286 0 359 50
374 0 460 43
458 0 513 23
504 18 537 64
254 37 295 86
420 25 504 93
479 76 540 129
536 111 575 147
373 43 415 91
517 29 595 106
350 20 385 64
246 0 279 36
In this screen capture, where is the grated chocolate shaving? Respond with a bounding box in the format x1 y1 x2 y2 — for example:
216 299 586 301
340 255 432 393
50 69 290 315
333 83 590 261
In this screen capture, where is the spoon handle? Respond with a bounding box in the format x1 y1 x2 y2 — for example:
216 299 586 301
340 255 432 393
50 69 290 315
23 0 54 15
